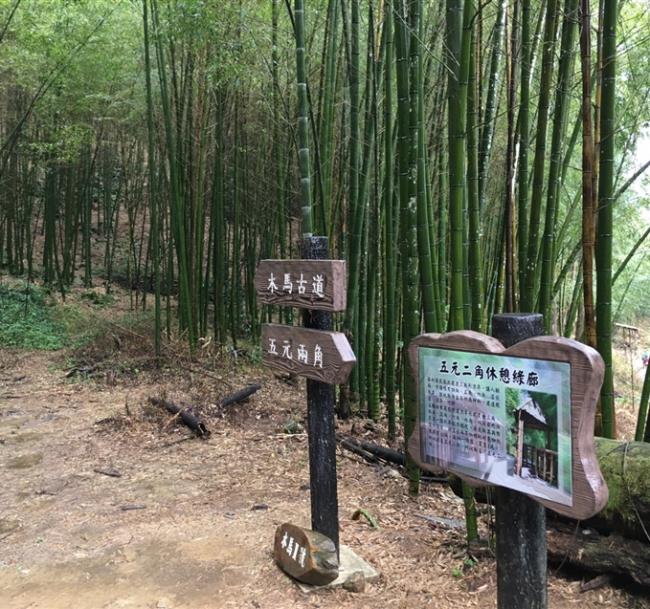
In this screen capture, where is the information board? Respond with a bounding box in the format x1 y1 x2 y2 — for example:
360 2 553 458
419 347 573 506
407 330 608 520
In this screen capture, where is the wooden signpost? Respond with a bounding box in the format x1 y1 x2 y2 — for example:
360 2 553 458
256 237 354 582
255 259 347 311
407 313 608 609
261 324 356 385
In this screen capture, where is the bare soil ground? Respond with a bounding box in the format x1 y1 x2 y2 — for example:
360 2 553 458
1 320 649 609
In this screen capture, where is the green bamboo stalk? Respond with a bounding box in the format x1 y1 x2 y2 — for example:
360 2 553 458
395 0 420 494
356 5 382 408
366 133 380 420
383 0 398 440
596 0 617 439
503 0 518 312
522 0 559 311
477 0 505 211
447 0 479 544
563 268 583 338
61 165 75 286
319 0 339 235
230 111 241 346
342 0 363 402
210 94 224 341
143 0 161 356
467 13 483 331
612 227 650 286
424 54 445 324
539 0 579 331
82 155 93 288
272 0 288 281
42 165 56 286
437 137 448 320
447 0 467 332
637 362 650 442
293 0 313 237
414 0 437 333
517 0 531 303
191 66 209 339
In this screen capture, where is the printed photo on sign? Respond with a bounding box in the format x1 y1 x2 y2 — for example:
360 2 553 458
418 347 573 506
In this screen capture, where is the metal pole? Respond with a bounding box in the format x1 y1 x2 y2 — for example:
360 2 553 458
492 313 547 609
301 236 339 556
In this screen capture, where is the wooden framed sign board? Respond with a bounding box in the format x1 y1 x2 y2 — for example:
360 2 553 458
407 330 608 520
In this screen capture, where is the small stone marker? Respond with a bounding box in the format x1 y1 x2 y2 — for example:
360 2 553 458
255 259 347 311
273 523 339 586
262 323 356 385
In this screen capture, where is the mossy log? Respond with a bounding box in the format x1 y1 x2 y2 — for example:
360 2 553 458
450 437 650 542
589 437 650 541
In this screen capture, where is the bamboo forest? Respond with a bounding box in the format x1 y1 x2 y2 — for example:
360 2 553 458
1 0 650 607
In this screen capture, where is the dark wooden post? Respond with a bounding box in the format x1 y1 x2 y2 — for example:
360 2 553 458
301 236 339 556
492 313 547 609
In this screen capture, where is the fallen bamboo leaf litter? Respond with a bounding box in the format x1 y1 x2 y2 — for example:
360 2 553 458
0 337 643 609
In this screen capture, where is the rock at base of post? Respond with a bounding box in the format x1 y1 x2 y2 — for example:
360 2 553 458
295 544 380 593
273 523 339 586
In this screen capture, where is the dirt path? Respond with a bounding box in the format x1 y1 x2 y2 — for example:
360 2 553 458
0 350 647 609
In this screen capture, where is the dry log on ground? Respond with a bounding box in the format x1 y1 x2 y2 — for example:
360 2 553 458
547 521 650 586
337 434 404 465
149 397 210 437
337 434 380 463
356 438 406 466
221 384 261 407
337 434 447 482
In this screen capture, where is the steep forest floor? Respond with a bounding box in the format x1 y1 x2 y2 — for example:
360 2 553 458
0 288 649 609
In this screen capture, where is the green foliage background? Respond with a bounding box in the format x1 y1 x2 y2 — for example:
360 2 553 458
0 282 65 349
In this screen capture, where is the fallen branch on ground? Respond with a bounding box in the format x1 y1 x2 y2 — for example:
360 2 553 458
221 384 261 407
337 434 379 463
337 434 447 483
336 433 405 465
149 397 210 438
94 467 121 478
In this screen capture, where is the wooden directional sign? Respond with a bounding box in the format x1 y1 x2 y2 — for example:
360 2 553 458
254 259 346 311
262 323 355 385
407 330 608 520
